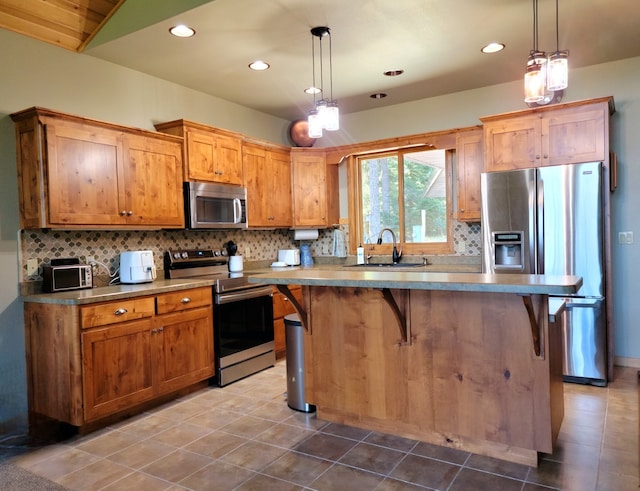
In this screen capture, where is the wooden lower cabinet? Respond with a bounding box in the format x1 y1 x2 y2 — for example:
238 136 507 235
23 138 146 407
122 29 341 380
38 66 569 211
272 285 302 358
24 287 214 429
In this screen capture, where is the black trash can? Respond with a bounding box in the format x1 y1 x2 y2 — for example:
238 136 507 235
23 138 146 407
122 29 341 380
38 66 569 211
284 314 316 413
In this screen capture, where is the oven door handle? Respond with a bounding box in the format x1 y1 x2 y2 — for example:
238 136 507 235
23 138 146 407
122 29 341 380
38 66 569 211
215 285 273 304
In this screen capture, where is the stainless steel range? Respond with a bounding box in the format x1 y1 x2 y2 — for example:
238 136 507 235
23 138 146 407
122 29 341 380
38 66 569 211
165 248 275 386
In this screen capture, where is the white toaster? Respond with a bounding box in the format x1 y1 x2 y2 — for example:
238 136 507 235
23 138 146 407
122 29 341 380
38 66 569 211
120 251 157 284
278 249 300 266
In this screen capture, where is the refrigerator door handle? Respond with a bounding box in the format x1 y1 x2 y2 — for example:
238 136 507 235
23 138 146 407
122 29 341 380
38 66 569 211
536 176 544 274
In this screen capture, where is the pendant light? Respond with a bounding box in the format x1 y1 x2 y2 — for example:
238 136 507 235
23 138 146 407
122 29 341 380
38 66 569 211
307 26 339 138
547 0 569 91
524 0 546 103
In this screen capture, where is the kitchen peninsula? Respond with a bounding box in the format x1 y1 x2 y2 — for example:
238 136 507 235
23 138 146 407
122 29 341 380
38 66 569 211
249 269 582 466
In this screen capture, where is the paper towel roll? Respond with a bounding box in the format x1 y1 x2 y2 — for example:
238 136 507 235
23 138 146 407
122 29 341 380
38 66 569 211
294 229 319 241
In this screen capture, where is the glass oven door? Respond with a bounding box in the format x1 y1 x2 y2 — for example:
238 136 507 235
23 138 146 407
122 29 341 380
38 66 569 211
214 285 275 378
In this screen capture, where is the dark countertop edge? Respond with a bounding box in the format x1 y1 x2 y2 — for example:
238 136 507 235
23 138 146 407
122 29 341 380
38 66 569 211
248 270 582 296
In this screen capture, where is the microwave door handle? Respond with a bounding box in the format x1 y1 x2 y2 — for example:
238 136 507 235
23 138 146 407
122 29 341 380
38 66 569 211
233 198 242 224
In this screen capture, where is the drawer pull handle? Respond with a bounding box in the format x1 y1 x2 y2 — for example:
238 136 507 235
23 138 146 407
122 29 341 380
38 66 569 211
114 308 128 316
181 297 191 304
151 327 164 334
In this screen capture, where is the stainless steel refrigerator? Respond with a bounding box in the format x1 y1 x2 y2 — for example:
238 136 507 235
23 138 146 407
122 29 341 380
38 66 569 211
480 162 607 386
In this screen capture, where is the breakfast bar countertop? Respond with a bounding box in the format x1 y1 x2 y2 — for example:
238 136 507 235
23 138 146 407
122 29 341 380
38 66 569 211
249 269 583 295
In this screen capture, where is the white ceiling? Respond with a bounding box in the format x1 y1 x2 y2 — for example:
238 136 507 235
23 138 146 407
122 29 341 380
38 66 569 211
82 0 640 121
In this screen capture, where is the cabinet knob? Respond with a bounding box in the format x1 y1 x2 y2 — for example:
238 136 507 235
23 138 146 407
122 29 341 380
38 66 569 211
181 297 191 304
127 210 133 216
460 208 465 213
535 155 541 160
120 210 127 216
543 154 548 159
114 308 128 316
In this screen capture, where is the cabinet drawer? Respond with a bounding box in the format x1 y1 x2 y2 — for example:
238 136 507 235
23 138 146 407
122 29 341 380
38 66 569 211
81 297 155 329
156 287 212 314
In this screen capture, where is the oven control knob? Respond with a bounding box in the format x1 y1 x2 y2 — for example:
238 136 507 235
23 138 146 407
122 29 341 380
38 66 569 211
214 250 221 256
181 251 189 259
173 251 181 260
221 250 228 256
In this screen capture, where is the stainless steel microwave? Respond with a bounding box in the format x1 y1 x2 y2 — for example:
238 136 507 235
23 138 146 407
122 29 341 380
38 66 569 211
184 182 247 229
42 264 93 292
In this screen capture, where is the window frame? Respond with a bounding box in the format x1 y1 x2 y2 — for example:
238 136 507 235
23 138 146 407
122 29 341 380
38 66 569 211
347 146 454 256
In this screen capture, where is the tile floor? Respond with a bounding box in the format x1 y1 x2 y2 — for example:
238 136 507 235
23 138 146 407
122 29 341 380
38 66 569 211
5 363 639 491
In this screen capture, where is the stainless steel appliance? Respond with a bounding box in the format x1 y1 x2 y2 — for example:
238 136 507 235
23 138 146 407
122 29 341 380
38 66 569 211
184 182 247 229
42 261 93 292
481 162 607 386
164 248 274 386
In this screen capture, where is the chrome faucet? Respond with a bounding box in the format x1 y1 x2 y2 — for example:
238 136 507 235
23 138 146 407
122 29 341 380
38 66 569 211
376 228 403 263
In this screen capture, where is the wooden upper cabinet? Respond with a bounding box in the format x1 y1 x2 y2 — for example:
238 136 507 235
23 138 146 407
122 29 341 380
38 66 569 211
291 150 339 228
154 119 243 185
243 142 292 228
481 97 613 172
455 128 483 222
10 107 185 229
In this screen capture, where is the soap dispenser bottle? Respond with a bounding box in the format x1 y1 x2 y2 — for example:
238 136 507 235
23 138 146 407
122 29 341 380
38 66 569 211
356 244 365 264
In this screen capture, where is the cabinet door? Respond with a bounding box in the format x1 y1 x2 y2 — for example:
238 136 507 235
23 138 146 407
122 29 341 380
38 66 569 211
185 129 216 181
274 318 286 359
154 306 214 394
456 130 483 221
266 149 293 226
483 116 542 171
215 133 243 185
123 134 185 227
45 121 126 226
244 144 292 228
292 152 338 227
542 105 607 165
81 318 155 421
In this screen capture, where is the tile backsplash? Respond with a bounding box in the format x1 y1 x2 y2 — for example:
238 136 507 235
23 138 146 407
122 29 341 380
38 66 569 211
19 221 481 283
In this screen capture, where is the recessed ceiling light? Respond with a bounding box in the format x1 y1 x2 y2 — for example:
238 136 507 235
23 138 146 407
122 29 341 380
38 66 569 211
383 69 404 77
249 60 270 71
304 87 321 95
169 25 195 38
481 42 505 54
370 93 387 99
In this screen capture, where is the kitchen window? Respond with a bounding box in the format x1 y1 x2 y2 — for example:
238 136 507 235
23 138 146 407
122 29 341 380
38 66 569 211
347 147 454 255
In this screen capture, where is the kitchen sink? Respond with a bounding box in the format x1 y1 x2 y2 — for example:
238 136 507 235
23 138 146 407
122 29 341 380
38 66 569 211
345 262 425 268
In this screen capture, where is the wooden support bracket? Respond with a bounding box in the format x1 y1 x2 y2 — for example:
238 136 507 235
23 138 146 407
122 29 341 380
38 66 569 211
380 288 410 344
276 284 310 333
521 295 543 358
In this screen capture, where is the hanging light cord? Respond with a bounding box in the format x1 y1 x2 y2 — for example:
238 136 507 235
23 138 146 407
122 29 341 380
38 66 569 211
533 0 539 52
328 29 333 101
554 0 560 52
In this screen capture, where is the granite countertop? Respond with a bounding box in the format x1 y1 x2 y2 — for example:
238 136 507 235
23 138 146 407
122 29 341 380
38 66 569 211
20 278 219 305
22 259 575 305
249 269 583 295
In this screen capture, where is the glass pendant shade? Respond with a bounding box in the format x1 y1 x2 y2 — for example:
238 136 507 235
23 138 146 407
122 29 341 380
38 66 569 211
324 101 340 131
308 109 323 138
547 50 569 91
524 52 547 103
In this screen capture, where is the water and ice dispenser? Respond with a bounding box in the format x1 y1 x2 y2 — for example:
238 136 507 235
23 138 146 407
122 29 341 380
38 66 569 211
492 232 523 271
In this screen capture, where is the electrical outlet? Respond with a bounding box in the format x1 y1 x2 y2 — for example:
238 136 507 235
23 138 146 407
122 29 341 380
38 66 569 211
85 256 95 264
618 231 634 244
26 259 38 276
244 247 250 258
